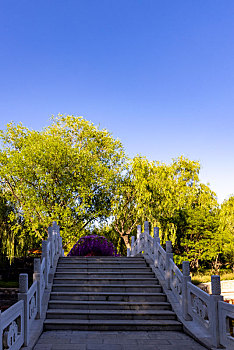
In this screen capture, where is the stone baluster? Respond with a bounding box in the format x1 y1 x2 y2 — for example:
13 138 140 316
137 225 141 239
127 248 130 257
48 226 54 267
137 225 141 254
52 221 58 254
42 240 49 289
153 227 160 268
144 221 149 255
165 241 173 290
182 261 192 321
33 258 41 318
18 274 29 346
131 236 135 256
210 275 223 348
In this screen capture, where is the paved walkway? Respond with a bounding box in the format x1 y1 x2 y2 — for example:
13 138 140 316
33 330 208 350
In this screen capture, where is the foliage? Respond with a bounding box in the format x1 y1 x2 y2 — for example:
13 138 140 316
0 115 125 250
67 235 118 256
218 196 234 271
0 115 233 271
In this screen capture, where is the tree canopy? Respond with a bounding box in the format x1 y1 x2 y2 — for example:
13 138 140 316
0 115 125 253
0 115 233 271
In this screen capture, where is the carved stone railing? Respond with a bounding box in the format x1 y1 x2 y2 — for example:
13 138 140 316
130 221 234 350
0 221 63 350
218 300 234 349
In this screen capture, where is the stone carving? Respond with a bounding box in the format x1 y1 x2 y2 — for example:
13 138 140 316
172 273 182 295
29 294 37 319
3 320 20 348
191 294 209 322
228 317 234 337
158 252 165 272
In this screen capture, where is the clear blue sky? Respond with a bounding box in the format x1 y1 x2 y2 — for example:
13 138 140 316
0 1 234 203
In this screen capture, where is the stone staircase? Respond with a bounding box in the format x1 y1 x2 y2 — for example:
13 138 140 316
44 256 182 331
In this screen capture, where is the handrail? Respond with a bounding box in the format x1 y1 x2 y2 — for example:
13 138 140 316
130 221 234 350
0 221 64 350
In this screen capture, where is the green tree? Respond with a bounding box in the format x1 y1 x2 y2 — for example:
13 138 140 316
0 115 125 250
111 155 220 271
218 196 234 271
177 184 220 269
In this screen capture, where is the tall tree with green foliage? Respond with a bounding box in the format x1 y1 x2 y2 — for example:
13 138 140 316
0 115 125 251
218 196 234 271
112 155 221 270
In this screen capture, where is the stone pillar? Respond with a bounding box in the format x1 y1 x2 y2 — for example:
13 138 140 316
19 273 28 294
33 258 41 318
144 221 149 255
153 227 160 268
210 275 223 348
18 274 29 346
165 241 173 290
48 226 54 267
42 240 49 289
52 221 58 254
182 261 192 321
131 236 135 256
137 225 141 239
137 225 141 254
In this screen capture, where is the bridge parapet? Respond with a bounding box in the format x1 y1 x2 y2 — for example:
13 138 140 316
0 222 63 350
130 222 234 350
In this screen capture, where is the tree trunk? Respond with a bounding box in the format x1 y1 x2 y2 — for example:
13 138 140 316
122 234 131 250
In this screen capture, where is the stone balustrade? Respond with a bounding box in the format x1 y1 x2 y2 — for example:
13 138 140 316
0 221 63 350
130 221 234 350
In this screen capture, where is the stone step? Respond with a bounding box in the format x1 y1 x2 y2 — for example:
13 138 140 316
46 309 177 320
54 272 155 278
58 259 146 265
56 267 152 273
59 257 144 261
50 292 167 302
44 319 182 331
53 277 158 285
48 300 172 310
57 263 148 269
52 284 162 293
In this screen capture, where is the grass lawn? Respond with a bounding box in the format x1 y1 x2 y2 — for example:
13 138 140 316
0 281 19 288
191 269 234 285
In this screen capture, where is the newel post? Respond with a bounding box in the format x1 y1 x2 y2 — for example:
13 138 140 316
33 258 41 318
210 275 223 348
18 273 29 346
144 221 149 254
137 225 142 254
52 221 58 255
153 227 160 268
182 261 192 321
42 240 49 289
131 236 135 256
48 226 54 267
165 241 173 290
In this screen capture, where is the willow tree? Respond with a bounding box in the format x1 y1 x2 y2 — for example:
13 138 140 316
0 115 125 250
111 155 220 264
218 196 234 271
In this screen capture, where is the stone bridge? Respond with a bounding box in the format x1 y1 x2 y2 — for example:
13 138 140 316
0 222 233 350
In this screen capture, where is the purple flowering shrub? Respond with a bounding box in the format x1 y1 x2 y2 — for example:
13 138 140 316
67 235 118 256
